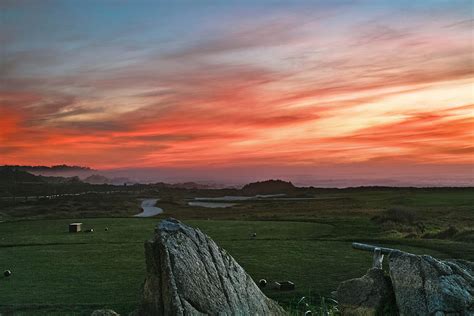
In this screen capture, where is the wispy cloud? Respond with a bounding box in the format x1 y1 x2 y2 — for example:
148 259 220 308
0 1 472 174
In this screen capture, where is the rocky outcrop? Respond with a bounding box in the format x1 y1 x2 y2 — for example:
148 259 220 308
336 268 396 316
389 251 474 316
134 218 287 315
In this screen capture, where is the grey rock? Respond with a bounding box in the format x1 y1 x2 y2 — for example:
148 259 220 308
91 309 120 316
389 251 474 316
135 218 287 316
336 268 396 316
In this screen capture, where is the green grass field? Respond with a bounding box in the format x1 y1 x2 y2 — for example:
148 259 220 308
1 188 473 315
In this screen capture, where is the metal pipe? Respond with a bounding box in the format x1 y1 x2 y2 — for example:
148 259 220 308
352 242 397 255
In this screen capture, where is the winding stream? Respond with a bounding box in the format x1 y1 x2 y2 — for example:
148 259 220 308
134 199 163 217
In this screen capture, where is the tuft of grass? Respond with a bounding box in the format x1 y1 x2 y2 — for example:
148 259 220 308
284 293 340 316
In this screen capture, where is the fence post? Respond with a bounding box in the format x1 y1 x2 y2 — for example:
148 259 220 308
372 247 384 269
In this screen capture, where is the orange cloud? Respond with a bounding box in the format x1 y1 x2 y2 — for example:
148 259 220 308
1 9 473 176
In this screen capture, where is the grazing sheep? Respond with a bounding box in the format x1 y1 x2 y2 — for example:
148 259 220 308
4 270 12 277
258 279 267 288
84 228 94 233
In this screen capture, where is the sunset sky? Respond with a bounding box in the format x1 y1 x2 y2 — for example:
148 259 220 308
1 1 473 184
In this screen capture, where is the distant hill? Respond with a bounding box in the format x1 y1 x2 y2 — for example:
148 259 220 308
241 179 296 195
0 167 82 185
83 174 133 185
110 177 134 185
1 165 94 172
83 174 110 184
152 181 211 189
170 182 211 189
0 167 44 184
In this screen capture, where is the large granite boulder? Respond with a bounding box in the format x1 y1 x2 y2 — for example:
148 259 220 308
134 218 287 315
389 251 474 316
336 268 396 316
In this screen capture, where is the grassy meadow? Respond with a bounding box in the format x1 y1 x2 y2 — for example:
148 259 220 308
0 187 473 315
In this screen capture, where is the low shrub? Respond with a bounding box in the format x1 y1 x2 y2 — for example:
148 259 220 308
453 229 474 242
423 226 474 241
423 226 459 239
379 207 418 224
372 207 425 237
372 207 417 225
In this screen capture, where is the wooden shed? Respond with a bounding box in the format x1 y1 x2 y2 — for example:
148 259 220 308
69 223 82 233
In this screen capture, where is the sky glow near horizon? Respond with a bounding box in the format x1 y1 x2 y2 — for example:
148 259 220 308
0 1 473 179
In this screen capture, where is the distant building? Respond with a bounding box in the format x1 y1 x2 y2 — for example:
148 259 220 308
69 223 82 233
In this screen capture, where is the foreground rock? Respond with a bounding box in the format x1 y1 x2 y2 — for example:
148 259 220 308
389 251 474 316
336 268 396 316
134 218 286 315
